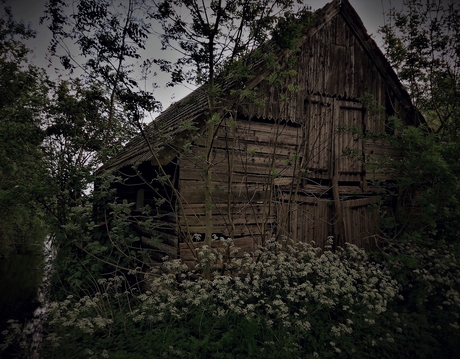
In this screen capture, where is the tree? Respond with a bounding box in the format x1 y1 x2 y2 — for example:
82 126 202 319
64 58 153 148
380 0 460 240
0 3 53 346
381 0 460 137
43 80 109 230
41 0 159 157
0 3 49 257
38 0 164 290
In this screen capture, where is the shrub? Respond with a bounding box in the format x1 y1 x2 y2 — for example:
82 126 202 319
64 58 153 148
373 239 460 358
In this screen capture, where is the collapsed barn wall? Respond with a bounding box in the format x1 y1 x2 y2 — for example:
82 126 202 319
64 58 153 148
113 161 179 262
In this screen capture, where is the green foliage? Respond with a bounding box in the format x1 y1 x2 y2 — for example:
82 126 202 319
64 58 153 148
150 0 312 93
361 76 460 240
47 167 180 305
3 237 457 358
371 239 460 358
380 0 460 138
41 0 160 158
3 1 460 357
43 79 117 235
369 118 460 241
0 3 49 257
272 8 314 50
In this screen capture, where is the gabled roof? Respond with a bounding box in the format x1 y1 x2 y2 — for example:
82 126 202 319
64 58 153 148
100 0 416 172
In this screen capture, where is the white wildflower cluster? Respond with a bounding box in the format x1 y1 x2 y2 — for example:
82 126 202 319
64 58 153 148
28 238 403 357
192 235 240 273
47 293 114 337
41 278 126 353
0 319 23 353
135 238 400 356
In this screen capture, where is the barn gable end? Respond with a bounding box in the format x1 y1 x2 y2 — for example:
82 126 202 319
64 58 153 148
100 0 421 264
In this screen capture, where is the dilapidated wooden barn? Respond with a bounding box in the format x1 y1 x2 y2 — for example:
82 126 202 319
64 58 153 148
100 0 422 264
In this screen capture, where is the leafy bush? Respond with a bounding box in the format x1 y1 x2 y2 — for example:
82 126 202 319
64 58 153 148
373 239 460 358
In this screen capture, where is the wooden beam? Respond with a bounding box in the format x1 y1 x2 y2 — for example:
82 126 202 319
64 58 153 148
332 99 346 248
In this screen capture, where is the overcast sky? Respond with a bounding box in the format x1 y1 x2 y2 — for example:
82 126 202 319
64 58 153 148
6 0 404 112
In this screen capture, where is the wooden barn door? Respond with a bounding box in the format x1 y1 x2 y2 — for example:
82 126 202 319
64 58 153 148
304 96 365 181
276 192 332 248
330 99 367 247
299 96 376 248
334 100 365 182
276 194 379 250
303 95 334 178
341 197 380 251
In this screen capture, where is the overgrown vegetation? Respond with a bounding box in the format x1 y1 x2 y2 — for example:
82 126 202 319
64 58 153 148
3 238 459 358
1 0 460 357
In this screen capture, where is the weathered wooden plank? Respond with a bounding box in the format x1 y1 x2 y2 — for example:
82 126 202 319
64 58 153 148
364 140 401 157
202 138 300 157
304 99 333 173
364 139 400 181
198 124 299 144
342 197 379 208
180 206 275 225
179 144 297 171
181 160 296 178
276 195 333 246
180 222 274 239
179 180 271 204
181 202 273 215
337 102 364 174
180 167 294 184
140 236 178 258
182 214 276 230
341 197 379 249
223 123 302 147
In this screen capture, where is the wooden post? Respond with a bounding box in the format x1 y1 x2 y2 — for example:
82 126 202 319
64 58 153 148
331 175 345 249
332 99 346 249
